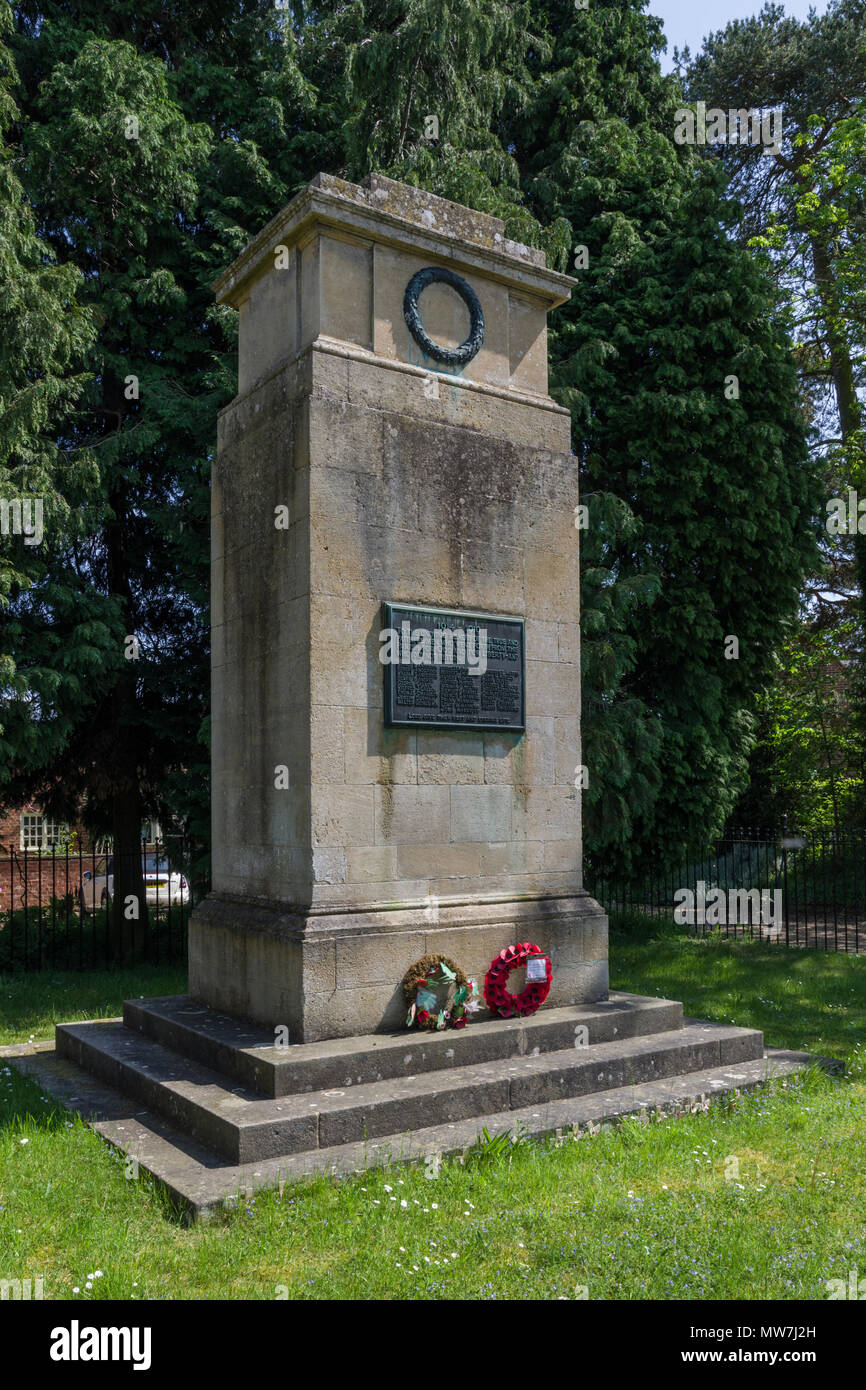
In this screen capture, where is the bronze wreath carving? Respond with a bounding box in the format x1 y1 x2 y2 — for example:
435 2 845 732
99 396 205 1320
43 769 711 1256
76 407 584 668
403 266 484 368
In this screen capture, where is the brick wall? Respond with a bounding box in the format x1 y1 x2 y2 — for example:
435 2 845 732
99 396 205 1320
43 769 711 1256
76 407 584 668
0 807 23 849
0 854 89 913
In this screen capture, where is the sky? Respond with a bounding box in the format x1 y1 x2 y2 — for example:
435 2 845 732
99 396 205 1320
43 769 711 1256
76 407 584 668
649 0 831 71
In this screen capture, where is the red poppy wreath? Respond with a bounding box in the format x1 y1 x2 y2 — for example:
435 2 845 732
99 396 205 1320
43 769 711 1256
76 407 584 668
483 942 552 1019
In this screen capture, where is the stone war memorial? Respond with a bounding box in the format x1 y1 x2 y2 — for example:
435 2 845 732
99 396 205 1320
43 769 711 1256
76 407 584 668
18 175 811 1216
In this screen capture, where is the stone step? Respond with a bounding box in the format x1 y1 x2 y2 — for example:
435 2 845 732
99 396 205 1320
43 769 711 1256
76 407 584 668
122 991 685 1097
56 1016 764 1165
9 1037 820 1220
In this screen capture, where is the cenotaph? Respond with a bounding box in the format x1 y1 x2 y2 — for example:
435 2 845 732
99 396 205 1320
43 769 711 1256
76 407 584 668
28 175 792 1216
190 171 608 1041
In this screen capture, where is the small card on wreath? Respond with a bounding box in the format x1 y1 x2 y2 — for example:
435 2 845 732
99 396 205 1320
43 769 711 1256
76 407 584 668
526 955 549 982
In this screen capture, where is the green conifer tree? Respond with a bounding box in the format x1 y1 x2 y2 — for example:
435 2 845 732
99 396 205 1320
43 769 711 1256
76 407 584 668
0 0 112 814
509 0 820 871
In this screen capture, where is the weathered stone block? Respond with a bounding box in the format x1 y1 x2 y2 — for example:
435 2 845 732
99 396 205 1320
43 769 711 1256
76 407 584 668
335 931 427 989
319 233 372 349
416 730 485 786
374 785 451 845
311 786 375 848
525 617 559 663
511 786 578 843
343 706 418 785
481 733 522 785
396 843 481 881
479 840 545 876
310 707 344 783
345 845 400 884
450 785 513 843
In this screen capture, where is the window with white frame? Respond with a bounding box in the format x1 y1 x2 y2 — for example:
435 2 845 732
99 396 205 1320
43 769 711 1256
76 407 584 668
44 818 67 848
19 814 69 851
20 814 42 850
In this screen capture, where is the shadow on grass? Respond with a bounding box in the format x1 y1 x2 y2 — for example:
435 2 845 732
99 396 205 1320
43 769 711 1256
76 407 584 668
0 1064 71 1135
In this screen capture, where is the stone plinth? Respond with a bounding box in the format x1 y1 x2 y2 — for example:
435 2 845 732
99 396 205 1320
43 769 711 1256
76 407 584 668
190 172 608 1041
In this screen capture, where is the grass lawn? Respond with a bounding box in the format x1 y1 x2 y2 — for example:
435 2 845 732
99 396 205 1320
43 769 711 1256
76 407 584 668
1 922 865 1300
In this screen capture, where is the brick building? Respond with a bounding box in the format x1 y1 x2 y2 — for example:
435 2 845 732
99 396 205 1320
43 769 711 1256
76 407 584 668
0 807 166 915
0 803 74 852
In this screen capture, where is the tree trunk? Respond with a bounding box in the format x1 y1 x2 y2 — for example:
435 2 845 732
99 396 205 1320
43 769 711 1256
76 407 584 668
110 770 149 963
811 236 865 610
811 237 864 454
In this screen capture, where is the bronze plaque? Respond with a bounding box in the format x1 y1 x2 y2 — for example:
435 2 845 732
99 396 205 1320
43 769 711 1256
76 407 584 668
382 602 525 732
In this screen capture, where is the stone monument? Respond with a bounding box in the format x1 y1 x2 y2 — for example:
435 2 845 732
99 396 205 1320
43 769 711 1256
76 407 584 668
27 175 799 1217
190 171 608 1041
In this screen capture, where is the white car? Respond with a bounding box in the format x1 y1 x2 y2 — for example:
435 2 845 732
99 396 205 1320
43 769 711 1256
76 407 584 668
79 853 190 913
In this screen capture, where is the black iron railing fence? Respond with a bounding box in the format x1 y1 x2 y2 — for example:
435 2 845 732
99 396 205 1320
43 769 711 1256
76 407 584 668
0 837 208 971
585 822 866 953
5 821 864 971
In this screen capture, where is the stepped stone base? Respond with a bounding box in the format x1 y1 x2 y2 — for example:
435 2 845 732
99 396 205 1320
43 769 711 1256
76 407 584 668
0 991 827 1219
